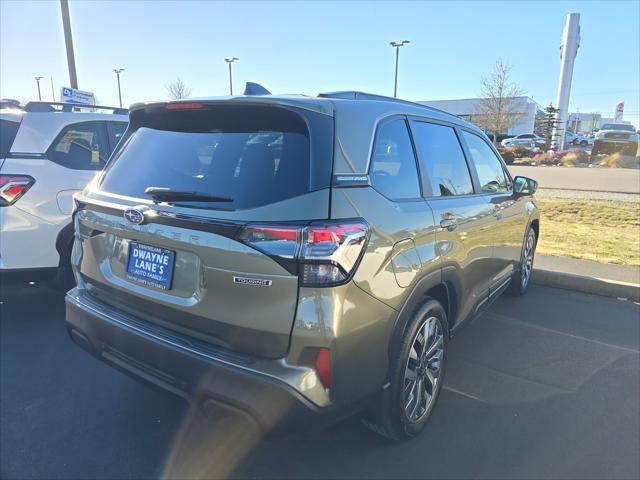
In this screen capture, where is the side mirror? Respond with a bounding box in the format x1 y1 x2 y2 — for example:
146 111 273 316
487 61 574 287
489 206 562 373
514 176 537 196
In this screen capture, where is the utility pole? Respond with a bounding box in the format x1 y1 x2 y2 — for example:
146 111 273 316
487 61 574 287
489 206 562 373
50 77 55 101
552 13 580 150
390 40 410 98
113 68 125 107
60 0 78 89
34 76 44 101
224 58 239 95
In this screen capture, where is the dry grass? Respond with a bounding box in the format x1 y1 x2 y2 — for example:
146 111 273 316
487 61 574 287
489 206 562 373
536 198 640 266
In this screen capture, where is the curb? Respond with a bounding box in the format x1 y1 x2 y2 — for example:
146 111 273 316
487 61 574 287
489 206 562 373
532 269 640 302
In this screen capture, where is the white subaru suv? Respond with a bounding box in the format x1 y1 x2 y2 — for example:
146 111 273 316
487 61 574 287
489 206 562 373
0 102 128 286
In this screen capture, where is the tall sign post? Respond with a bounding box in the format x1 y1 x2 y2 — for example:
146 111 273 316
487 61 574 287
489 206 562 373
552 13 580 150
60 0 78 89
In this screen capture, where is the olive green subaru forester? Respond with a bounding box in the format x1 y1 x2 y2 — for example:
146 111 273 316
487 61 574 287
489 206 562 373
66 88 539 441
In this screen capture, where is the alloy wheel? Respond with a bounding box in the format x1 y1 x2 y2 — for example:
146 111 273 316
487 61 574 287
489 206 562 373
521 233 535 288
403 316 444 423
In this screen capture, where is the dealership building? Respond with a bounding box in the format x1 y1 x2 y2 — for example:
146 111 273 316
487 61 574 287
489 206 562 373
419 96 543 136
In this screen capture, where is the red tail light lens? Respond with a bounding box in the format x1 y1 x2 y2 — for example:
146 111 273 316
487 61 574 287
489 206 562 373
237 225 300 258
0 175 35 206
300 222 368 286
238 220 369 287
315 347 332 388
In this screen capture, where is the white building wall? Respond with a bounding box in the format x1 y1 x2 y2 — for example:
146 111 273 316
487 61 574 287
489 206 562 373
418 97 540 136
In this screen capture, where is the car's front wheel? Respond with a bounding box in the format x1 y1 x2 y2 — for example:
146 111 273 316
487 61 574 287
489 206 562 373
363 299 448 441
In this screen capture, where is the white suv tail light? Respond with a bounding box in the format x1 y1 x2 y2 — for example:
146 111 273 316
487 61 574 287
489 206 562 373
0 175 35 206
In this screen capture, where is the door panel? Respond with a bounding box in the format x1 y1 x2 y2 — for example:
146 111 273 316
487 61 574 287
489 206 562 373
428 196 494 322
459 129 524 293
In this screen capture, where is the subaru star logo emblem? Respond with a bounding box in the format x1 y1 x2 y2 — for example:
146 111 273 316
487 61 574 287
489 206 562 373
124 208 145 225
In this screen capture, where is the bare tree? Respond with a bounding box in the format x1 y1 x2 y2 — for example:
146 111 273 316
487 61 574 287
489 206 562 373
473 60 525 144
166 77 192 100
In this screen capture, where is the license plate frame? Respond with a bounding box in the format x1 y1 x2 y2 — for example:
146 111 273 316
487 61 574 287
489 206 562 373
125 242 176 290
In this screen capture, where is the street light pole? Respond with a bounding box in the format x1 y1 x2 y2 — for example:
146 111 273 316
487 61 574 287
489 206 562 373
390 40 410 98
34 76 44 101
224 57 239 95
113 68 125 107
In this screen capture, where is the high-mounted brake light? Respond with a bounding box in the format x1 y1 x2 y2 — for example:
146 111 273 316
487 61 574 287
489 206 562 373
165 102 204 110
0 175 35 206
238 220 369 287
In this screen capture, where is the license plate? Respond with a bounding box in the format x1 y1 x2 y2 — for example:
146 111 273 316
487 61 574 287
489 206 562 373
126 242 175 290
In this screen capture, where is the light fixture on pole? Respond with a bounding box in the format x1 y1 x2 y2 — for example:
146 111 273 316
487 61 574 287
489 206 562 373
224 57 239 95
389 40 410 98
113 68 125 107
34 76 44 101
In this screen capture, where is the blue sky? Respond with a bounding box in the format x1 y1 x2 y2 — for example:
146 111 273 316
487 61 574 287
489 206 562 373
1 1 639 126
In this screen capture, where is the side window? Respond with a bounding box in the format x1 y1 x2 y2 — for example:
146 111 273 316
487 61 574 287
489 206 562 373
107 122 127 152
48 122 109 170
461 131 509 193
411 121 474 197
370 118 421 200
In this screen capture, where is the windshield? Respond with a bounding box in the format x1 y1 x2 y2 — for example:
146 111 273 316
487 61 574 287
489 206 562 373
100 104 333 210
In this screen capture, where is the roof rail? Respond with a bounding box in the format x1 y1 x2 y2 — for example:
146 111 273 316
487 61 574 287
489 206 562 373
23 101 127 115
317 91 454 116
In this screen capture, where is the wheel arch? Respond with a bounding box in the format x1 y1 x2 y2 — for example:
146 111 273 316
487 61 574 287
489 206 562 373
389 268 461 361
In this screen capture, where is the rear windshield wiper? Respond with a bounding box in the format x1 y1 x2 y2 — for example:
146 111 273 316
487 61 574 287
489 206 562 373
144 187 233 203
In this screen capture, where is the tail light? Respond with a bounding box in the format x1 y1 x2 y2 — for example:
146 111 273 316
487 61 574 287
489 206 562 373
238 220 369 287
0 175 35 206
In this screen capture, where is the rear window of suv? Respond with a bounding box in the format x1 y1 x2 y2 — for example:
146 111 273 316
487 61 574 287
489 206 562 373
100 104 333 210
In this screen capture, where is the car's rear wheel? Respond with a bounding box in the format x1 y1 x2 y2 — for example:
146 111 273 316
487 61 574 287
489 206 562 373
362 299 448 441
509 226 536 296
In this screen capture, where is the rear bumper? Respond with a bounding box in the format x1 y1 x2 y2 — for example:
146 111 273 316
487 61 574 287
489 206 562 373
65 288 330 431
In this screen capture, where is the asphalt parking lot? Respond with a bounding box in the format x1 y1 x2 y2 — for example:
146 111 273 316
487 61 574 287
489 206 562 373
1 282 638 479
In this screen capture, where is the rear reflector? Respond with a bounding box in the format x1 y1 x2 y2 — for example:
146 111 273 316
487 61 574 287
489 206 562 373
0 175 35 206
238 220 369 287
315 348 332 388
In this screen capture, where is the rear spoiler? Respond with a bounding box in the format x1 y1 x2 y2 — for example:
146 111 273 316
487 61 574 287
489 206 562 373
24 101 127 115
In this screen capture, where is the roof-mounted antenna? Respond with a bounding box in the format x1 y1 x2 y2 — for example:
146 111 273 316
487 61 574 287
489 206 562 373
244 82 271 96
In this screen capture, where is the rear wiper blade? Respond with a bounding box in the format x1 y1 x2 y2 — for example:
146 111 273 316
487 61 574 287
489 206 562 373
144 187 233 203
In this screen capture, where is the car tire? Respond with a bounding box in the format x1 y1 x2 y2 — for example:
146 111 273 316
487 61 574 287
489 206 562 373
508 226 537 296
362 299 448 441
580 140 588 146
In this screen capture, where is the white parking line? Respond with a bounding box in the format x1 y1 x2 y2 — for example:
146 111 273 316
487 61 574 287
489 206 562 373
485 312 640 354
442 385 484 402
